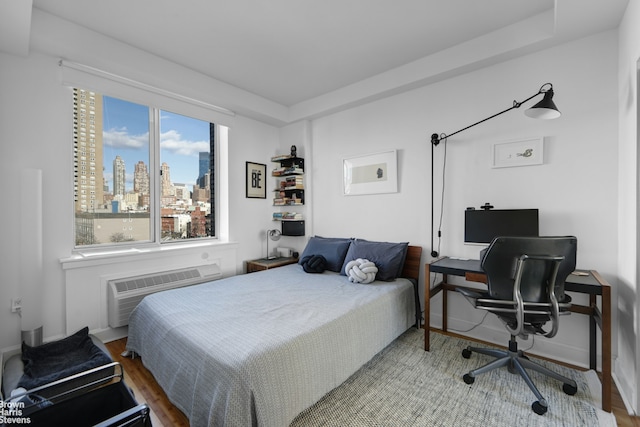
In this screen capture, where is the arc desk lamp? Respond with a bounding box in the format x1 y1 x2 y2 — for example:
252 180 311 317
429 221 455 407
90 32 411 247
429 83 561 258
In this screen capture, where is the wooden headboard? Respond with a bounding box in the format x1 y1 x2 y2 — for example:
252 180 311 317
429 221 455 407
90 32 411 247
400 245 423 329
400 245 422 282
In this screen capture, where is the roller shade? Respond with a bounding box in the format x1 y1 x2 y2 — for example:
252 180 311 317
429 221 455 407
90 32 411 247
60 59 235 127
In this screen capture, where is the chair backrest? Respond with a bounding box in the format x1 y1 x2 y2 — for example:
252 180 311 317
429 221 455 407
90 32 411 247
481 236 577 303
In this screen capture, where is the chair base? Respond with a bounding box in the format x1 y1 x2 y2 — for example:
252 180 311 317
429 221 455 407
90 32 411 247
461 337 578 415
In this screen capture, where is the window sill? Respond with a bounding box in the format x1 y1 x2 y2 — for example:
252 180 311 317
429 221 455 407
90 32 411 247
60 240 238 270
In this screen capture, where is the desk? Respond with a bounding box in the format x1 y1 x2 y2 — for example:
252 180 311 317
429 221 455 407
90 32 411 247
425 257 612 412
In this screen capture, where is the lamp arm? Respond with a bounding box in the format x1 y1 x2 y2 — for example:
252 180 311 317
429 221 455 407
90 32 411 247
431 83 551 146
428 82 553 257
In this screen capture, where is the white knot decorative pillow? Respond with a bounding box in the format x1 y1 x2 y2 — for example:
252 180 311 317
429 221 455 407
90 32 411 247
345 258 378 284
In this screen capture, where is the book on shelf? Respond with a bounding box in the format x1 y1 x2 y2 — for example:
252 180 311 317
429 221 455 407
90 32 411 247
272 167 303 176
273 212 304 220
282 212 303 220
274 198 303 205
282 177 303 189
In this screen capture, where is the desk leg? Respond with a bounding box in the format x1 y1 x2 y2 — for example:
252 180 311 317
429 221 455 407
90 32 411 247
424 263 431 351
442 273 448 333
602 283 612 412
589 294 596 370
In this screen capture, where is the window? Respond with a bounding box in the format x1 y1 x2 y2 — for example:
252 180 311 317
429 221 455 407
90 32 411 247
73 88 219 248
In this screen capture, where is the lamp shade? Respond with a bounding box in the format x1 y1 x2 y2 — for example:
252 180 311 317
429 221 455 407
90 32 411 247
525 89 561 120
268 229 281 239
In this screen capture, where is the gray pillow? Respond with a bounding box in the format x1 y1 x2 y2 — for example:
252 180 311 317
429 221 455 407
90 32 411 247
340 239 409 281
298 236 352 272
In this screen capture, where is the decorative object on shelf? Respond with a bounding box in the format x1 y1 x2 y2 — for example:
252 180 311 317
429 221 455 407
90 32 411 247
246 161 267 199
428 83 561 258
265 228 282 259
492 137 544 168
343 150 398 196
290 145 297 157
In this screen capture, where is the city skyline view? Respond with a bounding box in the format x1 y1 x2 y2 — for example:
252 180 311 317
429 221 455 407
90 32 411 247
102 95 211 192
73 88 215 245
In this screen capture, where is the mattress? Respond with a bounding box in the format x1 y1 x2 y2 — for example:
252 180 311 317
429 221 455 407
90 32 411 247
126 264 414 427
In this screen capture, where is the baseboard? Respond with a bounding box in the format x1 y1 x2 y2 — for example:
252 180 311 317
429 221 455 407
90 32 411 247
613 363 637 415
91 326 128 343
430 313 592 370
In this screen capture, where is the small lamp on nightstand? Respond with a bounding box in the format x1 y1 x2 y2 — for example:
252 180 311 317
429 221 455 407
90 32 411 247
265 229 282 260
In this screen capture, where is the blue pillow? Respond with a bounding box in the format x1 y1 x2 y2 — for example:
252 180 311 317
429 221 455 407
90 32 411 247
340 239 409 281
298 236 352 273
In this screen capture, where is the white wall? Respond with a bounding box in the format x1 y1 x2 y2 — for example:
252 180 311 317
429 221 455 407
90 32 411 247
311 31 619 369
617 0 640 414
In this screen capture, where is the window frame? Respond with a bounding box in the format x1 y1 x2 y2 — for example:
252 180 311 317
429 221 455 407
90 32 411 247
62 61 233 255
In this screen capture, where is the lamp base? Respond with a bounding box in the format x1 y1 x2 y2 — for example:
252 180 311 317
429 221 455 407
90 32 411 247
22 326 43 347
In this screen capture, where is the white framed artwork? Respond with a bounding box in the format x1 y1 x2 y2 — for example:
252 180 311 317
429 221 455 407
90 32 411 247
492 137 544 168
343 150 398 196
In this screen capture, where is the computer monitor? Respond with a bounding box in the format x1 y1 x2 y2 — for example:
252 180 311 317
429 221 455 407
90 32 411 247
464 209 539 244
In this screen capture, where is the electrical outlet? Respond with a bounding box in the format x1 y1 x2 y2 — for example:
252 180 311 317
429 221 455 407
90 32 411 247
11 298 21 313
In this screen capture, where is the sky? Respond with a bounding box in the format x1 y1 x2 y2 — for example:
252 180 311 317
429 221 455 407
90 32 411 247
101 95 211 192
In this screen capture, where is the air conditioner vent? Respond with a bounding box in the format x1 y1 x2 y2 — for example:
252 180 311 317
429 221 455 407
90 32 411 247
107 264 221 328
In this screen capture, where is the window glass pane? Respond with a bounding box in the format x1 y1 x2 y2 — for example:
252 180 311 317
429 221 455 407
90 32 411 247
73 89 216 249
74 89 151 246
159 110 214 241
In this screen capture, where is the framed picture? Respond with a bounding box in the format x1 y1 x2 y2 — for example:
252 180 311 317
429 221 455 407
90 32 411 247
343 150 398 196
246 161 266 198
492 137 544 168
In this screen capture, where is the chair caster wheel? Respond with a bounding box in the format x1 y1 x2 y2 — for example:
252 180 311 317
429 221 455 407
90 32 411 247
532 401 547 415
463 374 475 384
462 348 472 359
563 383 578 395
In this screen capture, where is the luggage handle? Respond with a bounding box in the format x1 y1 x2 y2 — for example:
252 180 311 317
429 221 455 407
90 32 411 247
8 362 123 406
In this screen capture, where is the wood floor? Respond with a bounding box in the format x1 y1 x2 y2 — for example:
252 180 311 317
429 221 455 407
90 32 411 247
105 337 640 427
106 338 189 427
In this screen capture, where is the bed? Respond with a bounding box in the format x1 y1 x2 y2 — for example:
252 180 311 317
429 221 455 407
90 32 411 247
126 238 422 427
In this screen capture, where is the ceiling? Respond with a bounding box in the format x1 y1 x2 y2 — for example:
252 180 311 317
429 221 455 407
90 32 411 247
2 1 631 111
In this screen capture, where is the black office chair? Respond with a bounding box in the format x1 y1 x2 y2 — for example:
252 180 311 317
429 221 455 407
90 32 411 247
457 236 578 415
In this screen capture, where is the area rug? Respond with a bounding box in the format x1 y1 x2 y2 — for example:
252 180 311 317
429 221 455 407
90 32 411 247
290 329 616 427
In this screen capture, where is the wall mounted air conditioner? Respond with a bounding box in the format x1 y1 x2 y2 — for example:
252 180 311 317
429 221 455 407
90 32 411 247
107 264 221 328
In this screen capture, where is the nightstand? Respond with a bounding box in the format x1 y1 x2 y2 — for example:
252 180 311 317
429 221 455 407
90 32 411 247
246 257 298 273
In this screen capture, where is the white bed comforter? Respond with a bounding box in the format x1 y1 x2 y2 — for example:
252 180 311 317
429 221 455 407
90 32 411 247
126 264 414 427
